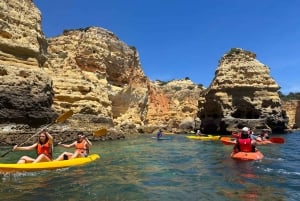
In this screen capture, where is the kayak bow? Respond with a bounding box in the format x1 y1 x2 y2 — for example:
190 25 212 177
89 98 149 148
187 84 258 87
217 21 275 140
231 151 264 161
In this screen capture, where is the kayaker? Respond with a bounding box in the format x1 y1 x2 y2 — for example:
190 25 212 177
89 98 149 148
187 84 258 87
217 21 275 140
260 129 270 140
13 129 53 164
55 132 92 160
157 129 163 139
233 127 256 153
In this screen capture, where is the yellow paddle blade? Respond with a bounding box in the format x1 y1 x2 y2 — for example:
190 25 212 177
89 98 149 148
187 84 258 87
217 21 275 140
93 128 108 137
55 110 73 123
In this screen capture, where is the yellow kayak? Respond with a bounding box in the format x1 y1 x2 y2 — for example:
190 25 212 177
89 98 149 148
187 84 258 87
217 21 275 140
186 135 221 141
0 154 100 173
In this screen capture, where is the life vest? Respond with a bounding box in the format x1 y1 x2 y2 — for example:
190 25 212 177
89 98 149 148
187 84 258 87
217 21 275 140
36 141 52 159
75 140 89 155
237 138 253 152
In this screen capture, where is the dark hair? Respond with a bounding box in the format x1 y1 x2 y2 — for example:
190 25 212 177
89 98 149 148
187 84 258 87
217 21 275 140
241 131 249 139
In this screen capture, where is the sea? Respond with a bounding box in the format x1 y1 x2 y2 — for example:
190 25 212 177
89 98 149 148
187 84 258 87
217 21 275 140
0 131 299 201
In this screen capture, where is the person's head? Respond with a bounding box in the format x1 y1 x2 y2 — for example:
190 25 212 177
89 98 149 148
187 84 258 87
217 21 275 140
241 127 249 139
77 132 85 142
39 130 49 144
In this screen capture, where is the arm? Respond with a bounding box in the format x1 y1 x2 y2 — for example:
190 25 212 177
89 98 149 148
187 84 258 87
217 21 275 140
84 136 92 147
58 141 76 148
14 143 38 151
45 131 53 142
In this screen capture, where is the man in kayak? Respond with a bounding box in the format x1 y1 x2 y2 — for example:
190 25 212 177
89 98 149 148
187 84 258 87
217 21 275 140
13 129 53 164
233 127 257 153
157 129 163 139
55 132 92 160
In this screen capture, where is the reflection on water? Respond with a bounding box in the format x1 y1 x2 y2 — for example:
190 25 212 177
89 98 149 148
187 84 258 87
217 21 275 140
0 132 299 201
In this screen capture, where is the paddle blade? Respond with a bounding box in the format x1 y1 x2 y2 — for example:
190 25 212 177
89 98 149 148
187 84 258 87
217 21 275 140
93 128 108 137
269 137 285 144
55 110 73 123
220 137 236 145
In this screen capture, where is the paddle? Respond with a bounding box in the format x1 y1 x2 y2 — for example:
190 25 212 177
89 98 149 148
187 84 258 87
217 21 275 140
268 137 285 144
0 110 74 158
92 128 108 137
56 128 108 145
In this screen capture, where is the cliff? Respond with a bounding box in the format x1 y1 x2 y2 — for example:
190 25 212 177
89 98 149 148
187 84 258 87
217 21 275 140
0 0 55 126
198 48 288 134
282 100 300 129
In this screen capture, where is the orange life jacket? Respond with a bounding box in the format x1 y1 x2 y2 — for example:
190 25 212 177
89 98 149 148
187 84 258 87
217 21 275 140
237 138 253 152
75 140 89 155
36 141 52 159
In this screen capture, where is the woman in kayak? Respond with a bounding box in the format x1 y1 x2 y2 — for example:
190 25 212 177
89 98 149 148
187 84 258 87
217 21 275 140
55 132 92 160
13 129 53 164
233 127 256 153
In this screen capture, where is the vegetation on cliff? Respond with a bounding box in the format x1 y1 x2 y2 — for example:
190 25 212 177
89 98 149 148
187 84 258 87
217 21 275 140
279 92 300 101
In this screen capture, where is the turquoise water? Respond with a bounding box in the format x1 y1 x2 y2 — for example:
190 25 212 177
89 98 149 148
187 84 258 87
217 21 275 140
0 132 299 201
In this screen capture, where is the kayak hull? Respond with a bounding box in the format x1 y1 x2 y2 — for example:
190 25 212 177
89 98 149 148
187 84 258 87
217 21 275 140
186 135 220 141
0 154 100 173
231 151 264 161
152 137 171 140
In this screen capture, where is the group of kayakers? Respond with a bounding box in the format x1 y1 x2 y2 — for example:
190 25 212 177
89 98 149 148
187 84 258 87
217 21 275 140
13 129 92 164
232 127 270 153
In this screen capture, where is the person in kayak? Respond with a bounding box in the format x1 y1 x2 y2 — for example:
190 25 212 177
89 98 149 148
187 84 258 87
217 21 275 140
13 129 53 164
233 127 256 153
157 129 163 139
55 132 92 160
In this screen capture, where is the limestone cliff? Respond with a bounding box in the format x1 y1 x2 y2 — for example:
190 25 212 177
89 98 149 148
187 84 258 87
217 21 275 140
0 0 55 126
198 48 288 134
44 27 149 131
282 100 300 129
145 79 204 133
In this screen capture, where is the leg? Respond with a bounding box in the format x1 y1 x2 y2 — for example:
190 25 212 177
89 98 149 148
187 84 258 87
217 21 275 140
33 154 51 163
55 152 72 161
17 156 35 164
70 150 83 159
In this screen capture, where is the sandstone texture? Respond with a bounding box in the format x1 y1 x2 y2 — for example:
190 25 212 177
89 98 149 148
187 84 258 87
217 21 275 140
198 48 288 134
282 100 300 129
0 0 55 126
145 79 204 133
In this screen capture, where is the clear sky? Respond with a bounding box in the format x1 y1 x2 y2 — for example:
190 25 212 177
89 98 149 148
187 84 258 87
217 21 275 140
33 0 300 94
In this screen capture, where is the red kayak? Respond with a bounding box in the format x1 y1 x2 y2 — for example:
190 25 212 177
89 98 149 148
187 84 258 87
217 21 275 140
231 150 264 161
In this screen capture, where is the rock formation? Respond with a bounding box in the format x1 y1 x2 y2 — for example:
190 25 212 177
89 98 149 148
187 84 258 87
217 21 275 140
0 0 55 126
198 48 288 134
282 100 300 129
145 79 204 133
43 27 149 132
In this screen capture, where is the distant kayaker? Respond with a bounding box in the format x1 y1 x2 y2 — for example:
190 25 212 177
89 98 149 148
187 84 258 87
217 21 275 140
233 127 256 153
55 132 92 160
157 129 163 139
260 129 270 140
13 129 53 164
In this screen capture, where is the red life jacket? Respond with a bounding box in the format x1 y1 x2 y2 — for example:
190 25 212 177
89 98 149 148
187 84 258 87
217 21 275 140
237 138 252 152
75 140 89 155
36 141 52 159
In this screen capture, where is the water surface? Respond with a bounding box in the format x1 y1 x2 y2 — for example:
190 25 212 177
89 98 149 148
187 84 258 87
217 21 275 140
0 132 299 201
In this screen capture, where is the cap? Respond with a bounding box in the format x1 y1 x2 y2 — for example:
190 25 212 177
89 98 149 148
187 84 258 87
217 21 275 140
242 127 249 132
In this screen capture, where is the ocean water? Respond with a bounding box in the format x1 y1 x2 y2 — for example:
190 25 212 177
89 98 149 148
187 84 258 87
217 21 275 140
0 131 299 201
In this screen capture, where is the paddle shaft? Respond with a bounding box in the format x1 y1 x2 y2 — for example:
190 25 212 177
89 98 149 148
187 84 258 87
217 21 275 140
0 110 73 158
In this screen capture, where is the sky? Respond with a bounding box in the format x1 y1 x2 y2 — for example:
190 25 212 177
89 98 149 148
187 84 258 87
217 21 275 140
33 0 300 94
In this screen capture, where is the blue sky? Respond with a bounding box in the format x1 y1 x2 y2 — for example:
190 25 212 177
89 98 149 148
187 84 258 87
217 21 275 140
33 0 300 94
